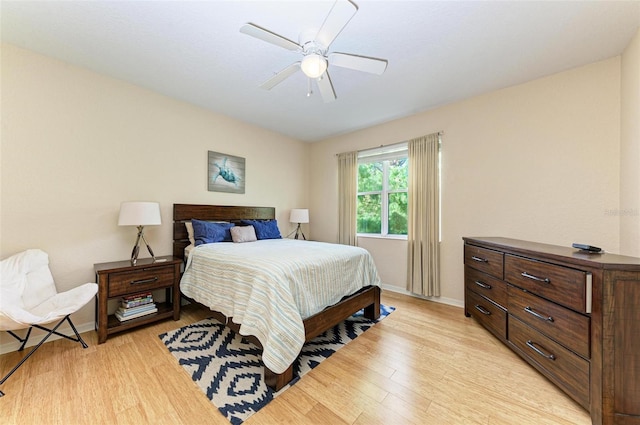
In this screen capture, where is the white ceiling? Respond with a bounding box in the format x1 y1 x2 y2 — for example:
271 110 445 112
2 1 639 142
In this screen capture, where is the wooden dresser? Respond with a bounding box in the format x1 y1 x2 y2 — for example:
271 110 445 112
463 237 640 425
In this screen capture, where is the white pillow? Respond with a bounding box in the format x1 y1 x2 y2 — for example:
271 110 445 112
185 221 195 246
230 225 257 243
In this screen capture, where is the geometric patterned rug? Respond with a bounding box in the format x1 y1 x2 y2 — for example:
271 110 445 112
159 305 394 424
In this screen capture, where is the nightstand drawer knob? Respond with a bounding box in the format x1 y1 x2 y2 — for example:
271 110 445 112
130 277 158 285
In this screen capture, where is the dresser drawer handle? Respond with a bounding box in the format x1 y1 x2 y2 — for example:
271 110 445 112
521 272 550 284
526 340 556 361
471 256 488 263
475 280 492 289
130 277 158 285
524 306 554 322
474 304 491 315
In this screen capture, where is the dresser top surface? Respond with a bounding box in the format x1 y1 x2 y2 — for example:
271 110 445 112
463 237 640 270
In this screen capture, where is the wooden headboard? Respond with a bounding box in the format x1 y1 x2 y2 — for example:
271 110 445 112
172 204 276 260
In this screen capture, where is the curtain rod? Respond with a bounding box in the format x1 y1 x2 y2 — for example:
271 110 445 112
335 131 443 157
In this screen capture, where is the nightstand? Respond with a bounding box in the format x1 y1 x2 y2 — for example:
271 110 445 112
94 256 181 344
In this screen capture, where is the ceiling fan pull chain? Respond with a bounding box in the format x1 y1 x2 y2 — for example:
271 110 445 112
307 78 313 97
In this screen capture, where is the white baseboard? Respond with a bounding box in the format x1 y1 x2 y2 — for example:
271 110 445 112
0 321 96 355
380 283 464 309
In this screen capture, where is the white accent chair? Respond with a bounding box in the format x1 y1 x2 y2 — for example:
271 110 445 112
0 249 98 396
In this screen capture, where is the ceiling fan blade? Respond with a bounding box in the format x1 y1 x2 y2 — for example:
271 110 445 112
315 0 358 49
240 23 300 51
260 62 301 90
329 52 387 75
316 71 336 103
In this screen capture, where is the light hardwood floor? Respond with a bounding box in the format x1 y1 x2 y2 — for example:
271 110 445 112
0 291 591 425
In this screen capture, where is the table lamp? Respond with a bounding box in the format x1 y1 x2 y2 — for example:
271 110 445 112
289 208 309 240
118 201 161 265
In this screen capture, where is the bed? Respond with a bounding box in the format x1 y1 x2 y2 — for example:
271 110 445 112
172 203 381 391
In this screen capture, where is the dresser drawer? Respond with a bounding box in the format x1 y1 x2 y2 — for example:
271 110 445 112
508 285 590 359
108 264 175 297
465 265 507 308
508 315 590 409
466 288 506 340
505 255 592 313
465 245 504 279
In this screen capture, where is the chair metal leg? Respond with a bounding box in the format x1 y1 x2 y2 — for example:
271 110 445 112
64 315 89 348
0 315 88 397
6 328 33 351
31 316 88 348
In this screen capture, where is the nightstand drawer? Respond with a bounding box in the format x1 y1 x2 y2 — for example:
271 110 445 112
505 255 591 313
508 285 590 359
108 264 175 297
465 244 504 279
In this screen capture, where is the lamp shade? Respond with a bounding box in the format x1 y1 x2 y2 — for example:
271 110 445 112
300 54 327 79
118 202 161 226
289 208 309 224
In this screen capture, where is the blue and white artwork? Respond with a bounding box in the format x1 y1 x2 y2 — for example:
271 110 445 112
208 151 245 194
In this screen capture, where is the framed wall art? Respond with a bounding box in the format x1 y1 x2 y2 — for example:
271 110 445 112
208 151 245 194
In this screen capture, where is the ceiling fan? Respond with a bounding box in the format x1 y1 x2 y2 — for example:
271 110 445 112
240 0 387 102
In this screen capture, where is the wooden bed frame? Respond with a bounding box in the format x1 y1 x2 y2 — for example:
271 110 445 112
172 203 381 391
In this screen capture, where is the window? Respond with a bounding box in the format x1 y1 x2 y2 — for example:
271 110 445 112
357 144 408 236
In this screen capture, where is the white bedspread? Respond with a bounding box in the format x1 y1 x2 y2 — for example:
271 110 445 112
180 239 381 374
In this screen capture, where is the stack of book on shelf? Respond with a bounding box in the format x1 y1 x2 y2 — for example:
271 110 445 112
115 292 157 322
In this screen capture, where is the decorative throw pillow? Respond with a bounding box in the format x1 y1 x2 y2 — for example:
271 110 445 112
230 225 257 243
186 220 229 246
192 219 235 246
241 219 282 240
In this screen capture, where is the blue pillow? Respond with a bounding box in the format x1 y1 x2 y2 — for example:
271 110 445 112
241 219 282 240
192 219 235 246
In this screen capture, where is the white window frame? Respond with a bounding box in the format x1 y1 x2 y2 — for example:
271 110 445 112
356 143 408 239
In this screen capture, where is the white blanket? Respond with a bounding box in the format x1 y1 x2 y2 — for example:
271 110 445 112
180 239 381 374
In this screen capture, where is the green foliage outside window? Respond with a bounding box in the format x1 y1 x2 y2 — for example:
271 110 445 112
357 194 381 233
388 192 408 234
357 162 382 192
388 159 408 190
357 158 408 235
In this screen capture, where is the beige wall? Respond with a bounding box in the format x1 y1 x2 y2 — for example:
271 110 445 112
620 28 640 257
310 57 622 305
0 44 310 350
2 33 635 350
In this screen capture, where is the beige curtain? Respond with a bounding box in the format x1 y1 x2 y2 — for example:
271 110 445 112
337 151 357 246
407 133 440 296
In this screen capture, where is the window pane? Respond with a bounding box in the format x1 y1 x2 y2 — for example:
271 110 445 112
358 162 383 192
388 192 408 235
357 194 381 233
388 158 408 190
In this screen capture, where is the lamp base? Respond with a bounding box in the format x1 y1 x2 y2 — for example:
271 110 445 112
130 226 157 266
293 223 306 240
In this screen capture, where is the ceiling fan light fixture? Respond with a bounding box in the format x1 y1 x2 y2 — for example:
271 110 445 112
240 0 385 102
301 54 327 78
